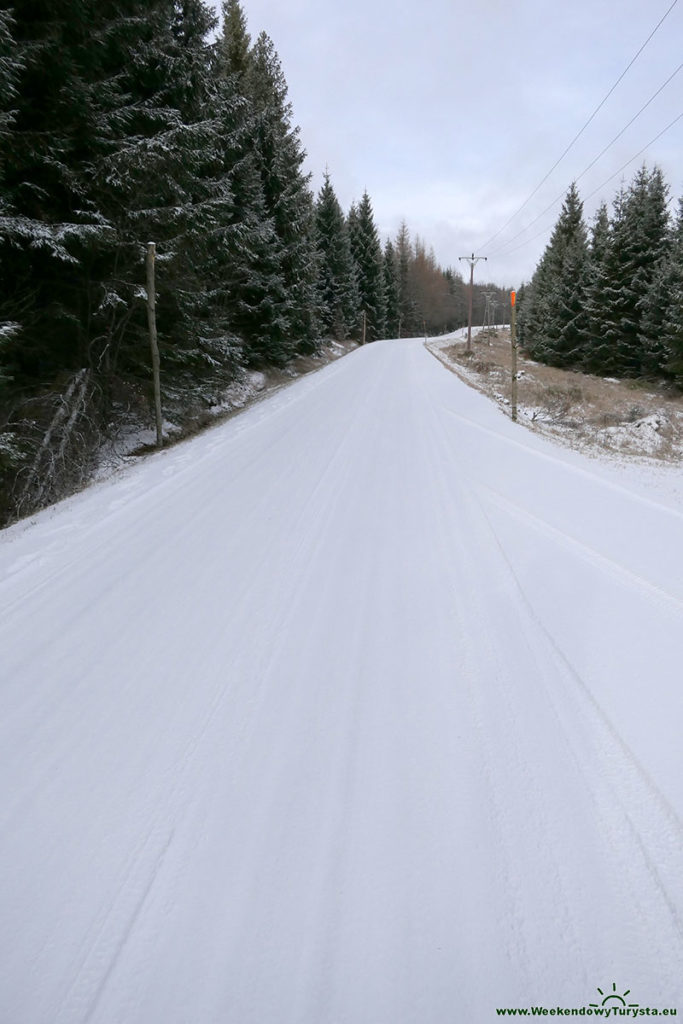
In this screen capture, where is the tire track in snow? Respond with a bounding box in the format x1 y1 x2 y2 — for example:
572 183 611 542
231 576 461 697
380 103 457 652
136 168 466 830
0 348 357 620
475 481 683 613
53 825 175 1024
436 397 683 526
70 348 393 1023
472 488 683 970
420 369 584 998
3 339 683 1021
0 349 387 1023
422 350 683 999
0 350 380 835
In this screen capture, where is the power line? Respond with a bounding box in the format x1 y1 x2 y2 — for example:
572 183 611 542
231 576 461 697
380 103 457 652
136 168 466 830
584 110 683 201
478 0 680 252
488 109 683 262
488 61 683 258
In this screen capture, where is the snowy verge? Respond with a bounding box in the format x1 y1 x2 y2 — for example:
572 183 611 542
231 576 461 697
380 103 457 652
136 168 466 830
4 339 358 532
426 333 683 465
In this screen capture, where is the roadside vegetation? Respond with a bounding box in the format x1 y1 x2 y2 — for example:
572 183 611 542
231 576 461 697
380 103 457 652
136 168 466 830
431 328 683 462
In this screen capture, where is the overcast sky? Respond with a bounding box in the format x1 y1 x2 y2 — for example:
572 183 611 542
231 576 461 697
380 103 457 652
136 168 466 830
211 0 683 287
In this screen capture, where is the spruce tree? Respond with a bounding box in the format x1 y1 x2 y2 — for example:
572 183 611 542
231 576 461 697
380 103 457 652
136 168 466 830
0 0 108 383
640 247 675 379
587 186 632 376
518 249 554 361
314 170 358 340
219 0 250 81
213 2 290 367
589 201 610 266
348 190 386 341
83 0 231 379
395 220 417 336
244 30 319 358
521 183 589 367
0 0 248 389
347 202 360 270
0 7 19 180
409 237 428 332
383 238 400 338
546 184 590 366
516 282 528 348
583 202 611 373
660 198 683 379
156 0 246 384
636 166 672 376
590 166 671 377
0 6 22 385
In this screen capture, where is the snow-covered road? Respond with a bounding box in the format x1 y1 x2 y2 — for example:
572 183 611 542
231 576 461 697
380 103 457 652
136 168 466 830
2 339 683 1022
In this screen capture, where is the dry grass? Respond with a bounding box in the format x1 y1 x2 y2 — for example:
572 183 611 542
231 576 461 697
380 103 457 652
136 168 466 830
429 330 683 462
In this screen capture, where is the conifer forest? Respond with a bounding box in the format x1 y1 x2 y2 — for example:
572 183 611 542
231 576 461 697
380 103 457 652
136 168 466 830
517 168 683 381
0 0 507 525
1 1 680 528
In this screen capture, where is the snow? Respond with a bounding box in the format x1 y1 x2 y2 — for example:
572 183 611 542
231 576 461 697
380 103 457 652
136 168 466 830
599 411 667 454
207 370 267 415
1 339 682 1021
93 419 182 480
0 321 20 339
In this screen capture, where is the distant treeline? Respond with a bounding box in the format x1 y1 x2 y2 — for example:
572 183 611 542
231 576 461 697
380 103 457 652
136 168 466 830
0 0 507 524
317 179 510 343
517 167 683 381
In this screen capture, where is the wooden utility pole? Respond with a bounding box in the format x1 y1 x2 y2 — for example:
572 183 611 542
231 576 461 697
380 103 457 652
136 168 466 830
510 289 518 422
146 242 163 447
361 309 367 345
458 253 487 354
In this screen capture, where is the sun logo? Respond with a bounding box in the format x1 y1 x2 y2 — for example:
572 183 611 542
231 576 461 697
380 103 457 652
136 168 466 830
589 982 639 1009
